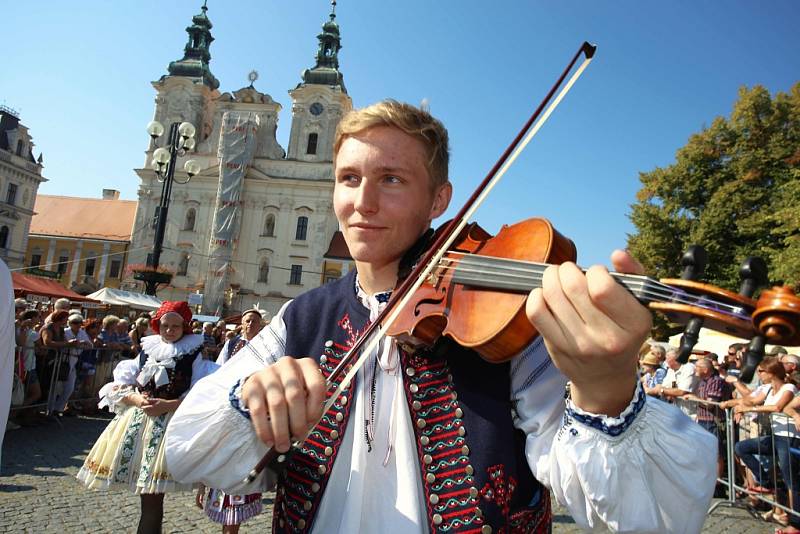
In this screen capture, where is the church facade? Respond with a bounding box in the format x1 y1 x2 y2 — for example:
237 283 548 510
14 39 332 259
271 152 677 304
125 3 353 319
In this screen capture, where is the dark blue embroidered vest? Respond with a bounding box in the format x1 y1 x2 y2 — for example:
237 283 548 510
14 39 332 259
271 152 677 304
272 271 550 534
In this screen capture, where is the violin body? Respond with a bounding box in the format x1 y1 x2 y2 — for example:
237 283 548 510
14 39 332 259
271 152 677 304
388 218 576 362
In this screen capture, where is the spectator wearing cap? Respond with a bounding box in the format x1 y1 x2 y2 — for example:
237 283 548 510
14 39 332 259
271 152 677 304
48 314 93 416
640 352 666 397
771 346 789 357
780 354 799 376
44 297 72 324
215 309 264 366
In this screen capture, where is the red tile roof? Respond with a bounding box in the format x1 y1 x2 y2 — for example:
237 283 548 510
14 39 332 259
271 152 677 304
324 231 352 260
30 195 137 242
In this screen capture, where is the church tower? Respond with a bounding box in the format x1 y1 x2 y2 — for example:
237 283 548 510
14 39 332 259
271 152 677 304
287 0 353 162
147 1 220 160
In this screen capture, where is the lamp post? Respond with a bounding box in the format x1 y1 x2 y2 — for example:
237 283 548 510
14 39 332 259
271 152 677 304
137 120 201 295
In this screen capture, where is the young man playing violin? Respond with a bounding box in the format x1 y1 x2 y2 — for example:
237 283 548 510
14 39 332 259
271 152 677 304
166 100 716 533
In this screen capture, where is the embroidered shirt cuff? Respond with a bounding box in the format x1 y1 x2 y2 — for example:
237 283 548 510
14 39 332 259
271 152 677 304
565 381 645 437
229 377 251 420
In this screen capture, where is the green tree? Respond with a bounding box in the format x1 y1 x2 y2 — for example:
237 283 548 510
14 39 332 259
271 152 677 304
628 83 800 338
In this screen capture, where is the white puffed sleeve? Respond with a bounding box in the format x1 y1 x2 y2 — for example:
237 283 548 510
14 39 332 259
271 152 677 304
165 302 291 494
97 358 141 413
190 353 219 388
512 338 716 533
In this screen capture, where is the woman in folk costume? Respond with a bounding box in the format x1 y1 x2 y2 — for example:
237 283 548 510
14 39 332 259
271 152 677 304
77 301 217 534
196 309 266 533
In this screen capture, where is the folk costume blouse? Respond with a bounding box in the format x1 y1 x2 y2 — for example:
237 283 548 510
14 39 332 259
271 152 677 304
166 272 717 533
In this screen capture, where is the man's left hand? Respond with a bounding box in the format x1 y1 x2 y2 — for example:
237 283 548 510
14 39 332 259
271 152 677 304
526 249 652 417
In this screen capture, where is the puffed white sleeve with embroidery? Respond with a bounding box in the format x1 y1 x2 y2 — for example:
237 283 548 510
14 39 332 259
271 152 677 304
97 358 141 413
165 302 291 494
511 339 717 533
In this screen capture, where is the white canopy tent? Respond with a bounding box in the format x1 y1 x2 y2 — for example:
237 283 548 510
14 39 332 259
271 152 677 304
667 327 800 359
86 287 163 311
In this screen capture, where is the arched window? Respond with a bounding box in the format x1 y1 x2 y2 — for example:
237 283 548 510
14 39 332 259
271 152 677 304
306 133 318 155
177 253 190 276
295 216 308 241
183 208 196 231
258 259 270 283
263 213 275 237
0 226 8 249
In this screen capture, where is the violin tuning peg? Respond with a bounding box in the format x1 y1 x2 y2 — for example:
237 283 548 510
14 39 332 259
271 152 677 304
681 245 707 281
738 256 768 298
739 335 766 384
677 317 703 364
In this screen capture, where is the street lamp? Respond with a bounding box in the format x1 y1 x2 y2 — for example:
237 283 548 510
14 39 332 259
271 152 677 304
138 120 201 295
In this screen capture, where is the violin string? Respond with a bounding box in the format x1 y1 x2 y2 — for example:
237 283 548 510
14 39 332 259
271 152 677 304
433 256 750 318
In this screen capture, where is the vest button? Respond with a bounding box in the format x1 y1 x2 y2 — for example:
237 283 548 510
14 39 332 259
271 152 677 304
318 465 327 475
324 446 333 456
420 436 430 446
416 419 427 429
429 493 439 505
405 367 416 377
324 340 333 348
475 508 483 518
426 473 435 483
451 391 458 400
455 408 463 418
330 430 339 440
336 412 344 422
469 486 478 498
409 383 419 393
481 525 492 534
465 465 474 476
340 395 348 406
297 519 306 529
303 500 312 511
423 454 433 464
462 445 470 455
458 427 466 436
433 514 443 525
412 401 422 410
320 355 328 364
312 482 321 493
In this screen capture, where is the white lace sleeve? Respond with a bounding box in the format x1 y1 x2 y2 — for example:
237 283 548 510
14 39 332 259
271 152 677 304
165 301 291 494
97 358 141 413
512 339 716 533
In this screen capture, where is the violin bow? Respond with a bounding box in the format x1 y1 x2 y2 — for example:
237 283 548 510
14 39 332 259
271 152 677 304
244 41 598 483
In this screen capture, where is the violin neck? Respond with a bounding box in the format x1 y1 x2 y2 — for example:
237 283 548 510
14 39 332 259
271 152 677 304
448 254 661 304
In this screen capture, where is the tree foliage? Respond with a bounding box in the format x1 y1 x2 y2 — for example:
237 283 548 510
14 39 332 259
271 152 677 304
628 83 800 337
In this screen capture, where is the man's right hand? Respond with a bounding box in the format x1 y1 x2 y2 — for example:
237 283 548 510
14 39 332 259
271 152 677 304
241 357 326 453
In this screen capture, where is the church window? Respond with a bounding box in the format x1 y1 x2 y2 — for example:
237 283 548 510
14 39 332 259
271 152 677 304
258 259 269 283
295 216 308 241
6 183 17 205
263 214 276 237
306 133 318 155
183 208 196 231
0 226 7 249
177 253 190 276
289 264 303 285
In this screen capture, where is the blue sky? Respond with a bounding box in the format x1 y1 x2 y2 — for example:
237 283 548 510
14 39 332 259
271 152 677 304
2 1 798 267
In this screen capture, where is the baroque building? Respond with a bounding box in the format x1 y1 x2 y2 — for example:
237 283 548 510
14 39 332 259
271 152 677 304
125 2 353 318
0 106 46 269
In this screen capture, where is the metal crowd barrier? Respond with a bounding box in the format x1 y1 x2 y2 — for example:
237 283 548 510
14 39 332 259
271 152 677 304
9 346 131 417
674 396 800 524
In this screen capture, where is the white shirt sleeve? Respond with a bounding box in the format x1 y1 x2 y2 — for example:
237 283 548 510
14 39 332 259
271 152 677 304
512 339 716 533
676 363 699 393
97 357 142 412
165 301 292 493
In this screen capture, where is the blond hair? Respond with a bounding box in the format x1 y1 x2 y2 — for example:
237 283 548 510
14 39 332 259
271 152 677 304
333 100 450 188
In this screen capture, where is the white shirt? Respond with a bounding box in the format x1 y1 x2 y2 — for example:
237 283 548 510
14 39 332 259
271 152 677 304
166 286 717 533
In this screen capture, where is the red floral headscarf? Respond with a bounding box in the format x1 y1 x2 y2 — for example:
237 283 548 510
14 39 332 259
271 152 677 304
151 301 193 335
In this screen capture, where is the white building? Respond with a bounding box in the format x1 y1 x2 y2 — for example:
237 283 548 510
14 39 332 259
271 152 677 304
0 106 47 269
125 3 353 318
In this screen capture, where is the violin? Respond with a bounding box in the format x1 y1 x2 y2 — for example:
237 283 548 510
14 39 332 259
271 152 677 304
244 40 799 482
387 217 800 363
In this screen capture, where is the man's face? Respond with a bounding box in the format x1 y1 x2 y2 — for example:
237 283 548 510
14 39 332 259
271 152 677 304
781 357 797 374
333 126 452 277
242 312 262 339
203 324 213 334
665 354 680 370
68 321 81 333
696 362 711 378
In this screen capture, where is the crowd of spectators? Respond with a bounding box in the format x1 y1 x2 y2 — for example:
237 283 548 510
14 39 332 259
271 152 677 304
640 340 800 531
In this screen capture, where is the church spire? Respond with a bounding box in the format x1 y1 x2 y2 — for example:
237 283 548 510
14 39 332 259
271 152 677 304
166 1 220 90
300 0 346 92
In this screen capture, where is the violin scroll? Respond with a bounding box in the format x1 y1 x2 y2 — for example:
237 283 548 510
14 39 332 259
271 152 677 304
753 286 800 346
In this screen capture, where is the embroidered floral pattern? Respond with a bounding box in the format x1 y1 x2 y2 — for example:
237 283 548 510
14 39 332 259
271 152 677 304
480 464 518 525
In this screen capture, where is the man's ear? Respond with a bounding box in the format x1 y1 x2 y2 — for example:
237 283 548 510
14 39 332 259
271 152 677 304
430 182 452 219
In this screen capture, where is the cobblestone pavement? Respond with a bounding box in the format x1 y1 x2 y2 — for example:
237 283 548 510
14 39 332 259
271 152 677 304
1 415 774 533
